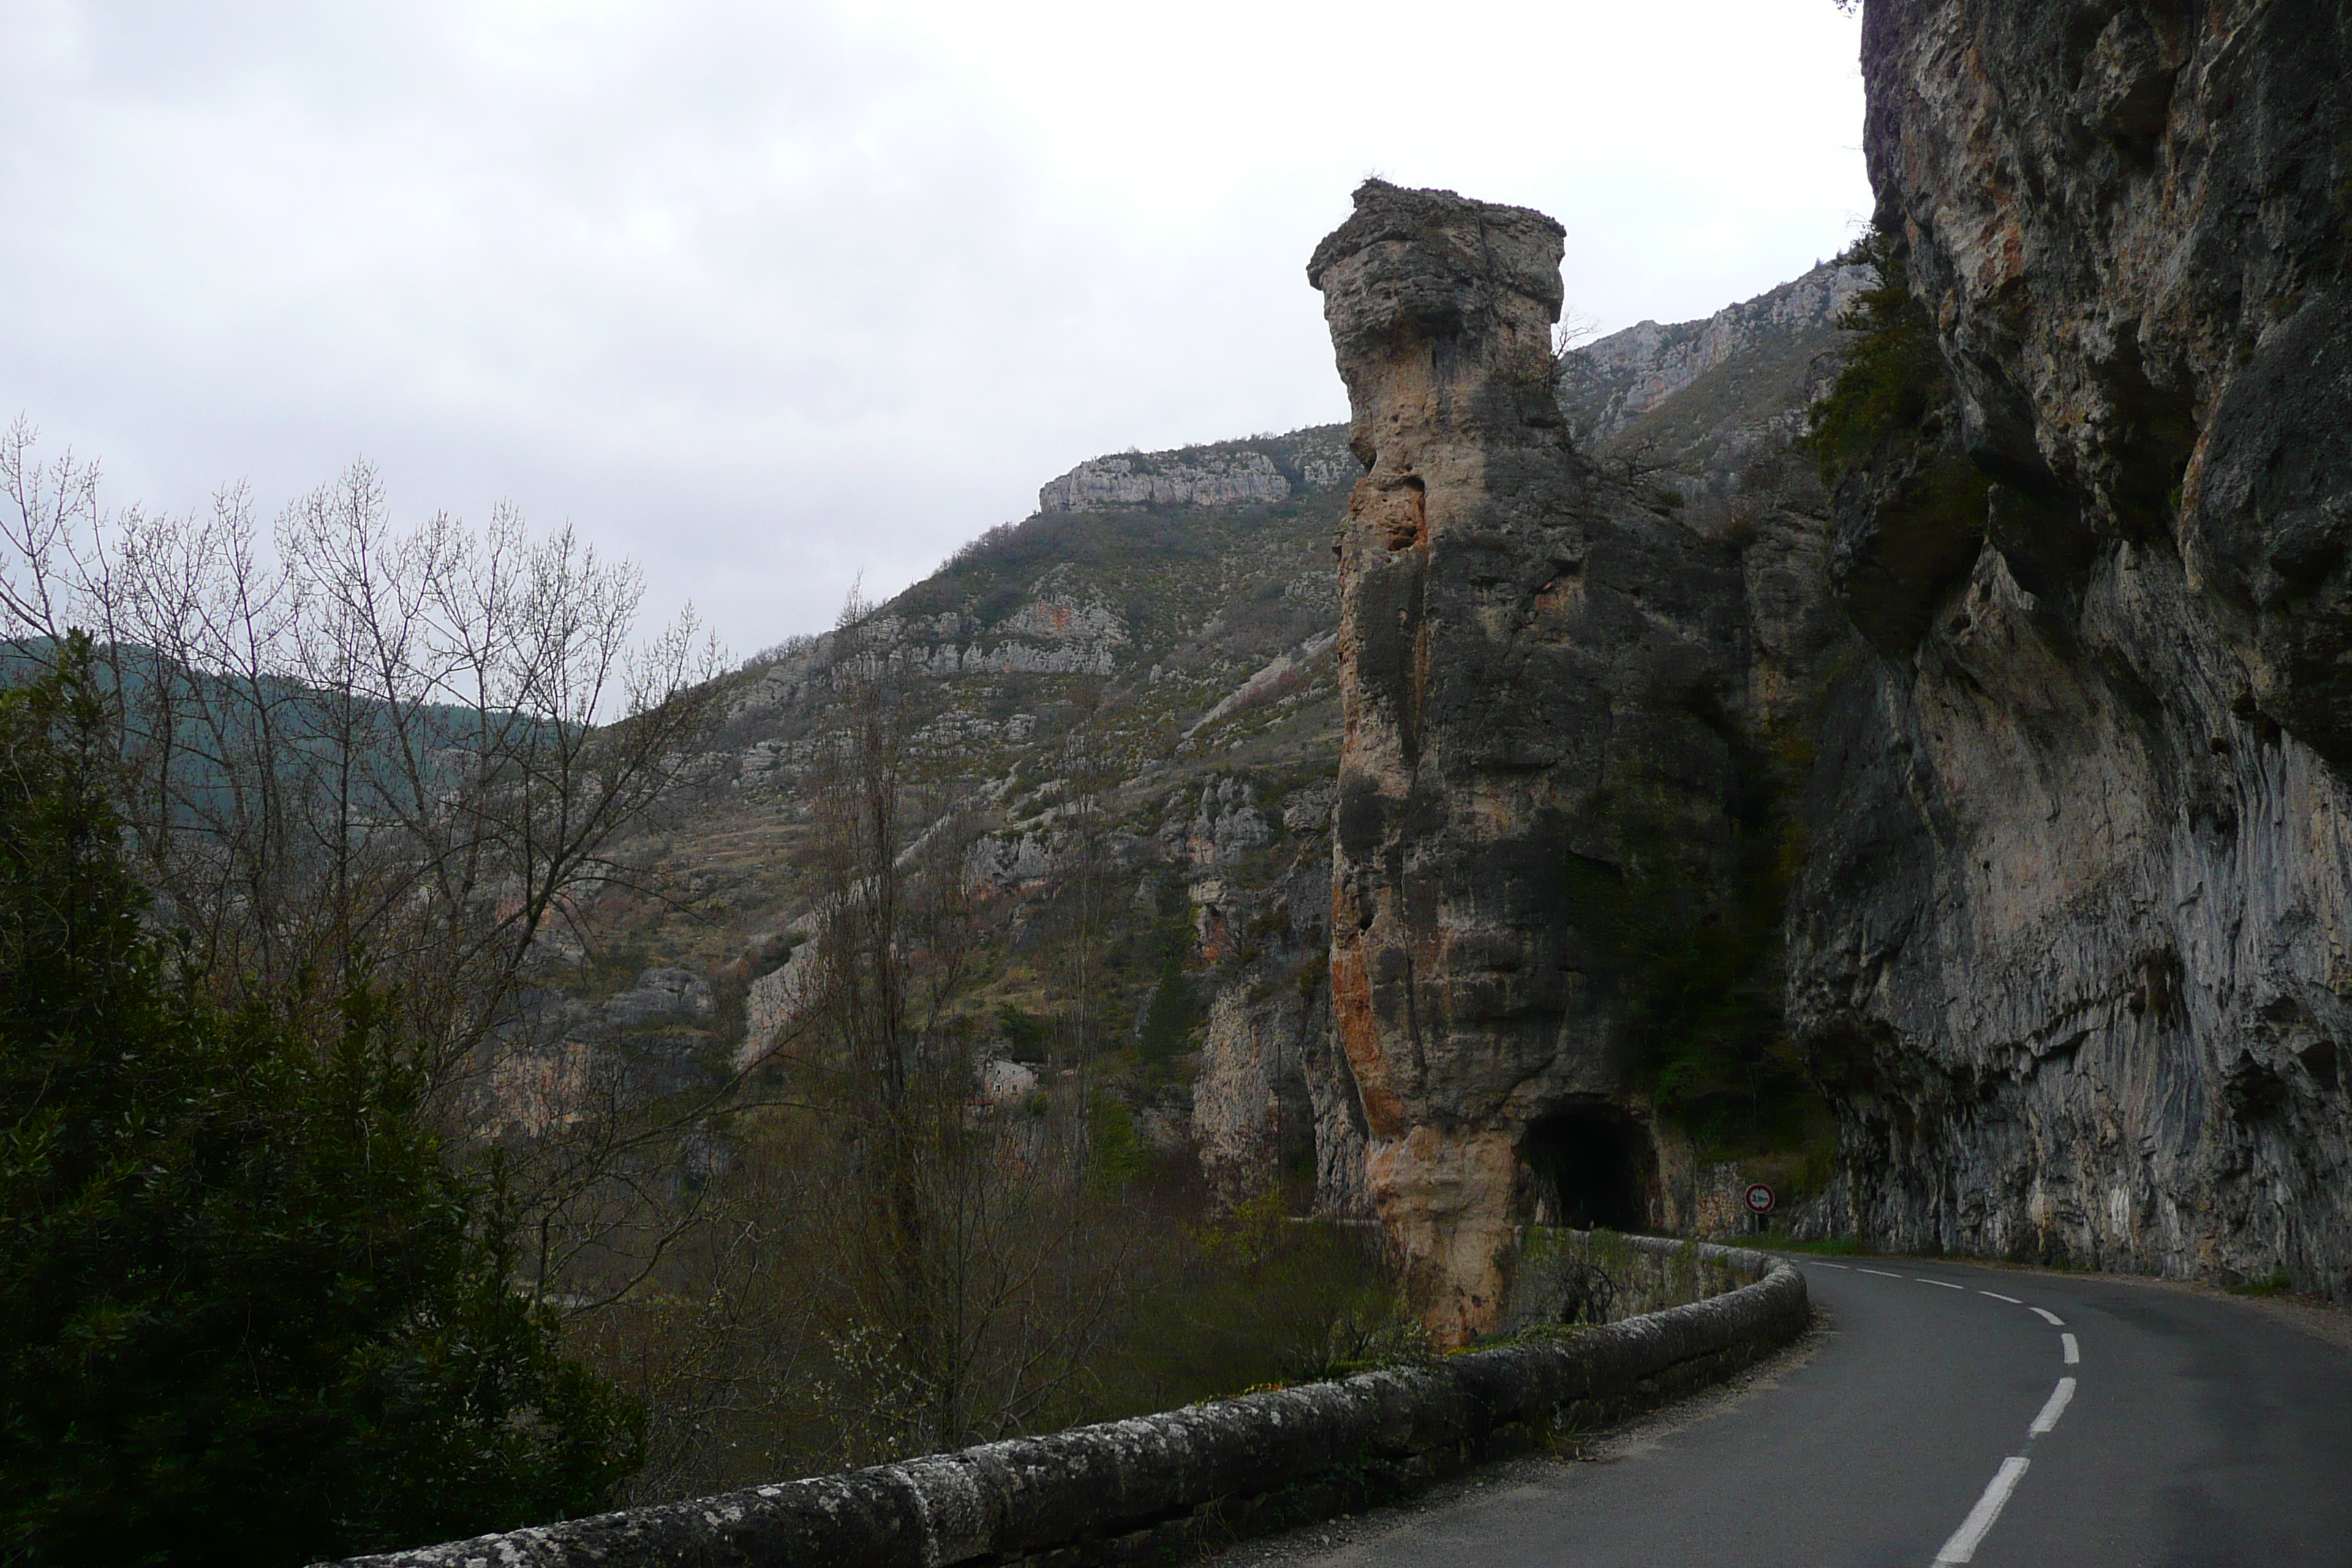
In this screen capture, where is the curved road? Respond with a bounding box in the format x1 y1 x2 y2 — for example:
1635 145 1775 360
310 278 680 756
1235 1257 2352 1567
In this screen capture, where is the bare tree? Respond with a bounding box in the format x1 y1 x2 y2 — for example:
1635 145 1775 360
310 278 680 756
1 421 744 1313
1552 305 1602 361
0 423 723 1100
772 598 1130 1462
565 1142 830 1502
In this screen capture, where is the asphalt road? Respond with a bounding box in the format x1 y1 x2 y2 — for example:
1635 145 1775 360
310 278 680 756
1232 1257 2352 1568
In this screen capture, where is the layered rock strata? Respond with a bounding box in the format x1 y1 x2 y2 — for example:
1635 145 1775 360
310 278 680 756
1309 181 1747 1339
1788 1 2352 1295
1038 431 1357 513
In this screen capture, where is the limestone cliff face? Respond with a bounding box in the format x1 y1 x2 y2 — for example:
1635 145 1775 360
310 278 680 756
1039 431 1357 513
1790 1 2352 1295
1309 182 1747 1339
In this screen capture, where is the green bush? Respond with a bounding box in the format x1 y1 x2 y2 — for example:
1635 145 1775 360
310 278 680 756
1088 1092 1150 1191
0 640 642 1568
1803 225 1951 487
1135 960 1195 1065
2228 1267 2294 1297
998 1002 1049 1058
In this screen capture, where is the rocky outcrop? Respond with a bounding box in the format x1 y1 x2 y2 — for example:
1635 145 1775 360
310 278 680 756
1041 451 1289 513
1038 431 1357 513
1786 1 2352 1297
1177 773 1375 1217
739 941 819 1067
1185 631 1338 737
601 967 714 1030
1183 777 1273 873
732 595 1133 722
1309 181 1749 1340
1192 983 1322 1210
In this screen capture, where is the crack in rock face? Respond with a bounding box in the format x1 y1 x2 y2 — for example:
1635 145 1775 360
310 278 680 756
1309 181 1750 1341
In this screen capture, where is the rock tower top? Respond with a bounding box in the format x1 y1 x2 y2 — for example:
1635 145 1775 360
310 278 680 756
1307 180 1565 369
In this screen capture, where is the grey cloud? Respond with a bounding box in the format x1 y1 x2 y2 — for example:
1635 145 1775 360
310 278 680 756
0 0 1868 657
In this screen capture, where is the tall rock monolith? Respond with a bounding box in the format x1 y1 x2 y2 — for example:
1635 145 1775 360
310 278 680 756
1309 181 1748 1340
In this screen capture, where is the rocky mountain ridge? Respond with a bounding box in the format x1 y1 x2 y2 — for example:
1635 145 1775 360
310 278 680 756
1558 261 1866 451
1038 430 1357 514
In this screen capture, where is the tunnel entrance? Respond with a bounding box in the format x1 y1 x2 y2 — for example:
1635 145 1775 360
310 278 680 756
1520 1104 1655 1232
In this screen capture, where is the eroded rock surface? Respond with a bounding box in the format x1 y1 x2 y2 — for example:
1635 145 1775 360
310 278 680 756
1192 981 1322 1210
1788 1 2352 1296
1309 181 1749 1339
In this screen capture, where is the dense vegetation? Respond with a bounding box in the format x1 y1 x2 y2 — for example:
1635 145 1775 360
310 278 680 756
0 424 1414 1546
0 642 642 1567
571 617 1420 1500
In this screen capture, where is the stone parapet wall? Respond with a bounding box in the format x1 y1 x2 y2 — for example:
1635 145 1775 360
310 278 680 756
322 1240 1806 1568
1504 1229 1755 1332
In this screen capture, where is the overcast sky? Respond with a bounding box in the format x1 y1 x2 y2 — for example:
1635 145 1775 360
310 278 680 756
1 1 1869 660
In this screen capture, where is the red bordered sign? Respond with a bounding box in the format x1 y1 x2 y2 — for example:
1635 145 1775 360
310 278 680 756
1744 1183 1776 1215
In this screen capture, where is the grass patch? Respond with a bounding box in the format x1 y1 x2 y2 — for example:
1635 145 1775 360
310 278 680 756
1104 1194 1426 1408
2229 1267 2294 1297
1753 1235 1862 1256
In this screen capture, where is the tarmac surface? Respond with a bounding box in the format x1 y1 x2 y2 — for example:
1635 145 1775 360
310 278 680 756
1207 1255 2352 1567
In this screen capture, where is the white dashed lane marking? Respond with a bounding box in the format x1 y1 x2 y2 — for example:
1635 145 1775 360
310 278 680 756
2029 1376 2078 1436
1933 1456 2030 1564
1870 1271 2086 1564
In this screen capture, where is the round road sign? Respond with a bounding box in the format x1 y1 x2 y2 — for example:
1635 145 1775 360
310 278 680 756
1744 1183 1776 1215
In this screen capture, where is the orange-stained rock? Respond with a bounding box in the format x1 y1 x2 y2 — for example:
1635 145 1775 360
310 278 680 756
1308 182 1749 1341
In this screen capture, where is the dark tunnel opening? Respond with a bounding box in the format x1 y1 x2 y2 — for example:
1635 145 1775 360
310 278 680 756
1520 1104 1655 1232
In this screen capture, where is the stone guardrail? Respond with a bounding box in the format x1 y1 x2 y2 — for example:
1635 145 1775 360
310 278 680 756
323 1238 1807 1568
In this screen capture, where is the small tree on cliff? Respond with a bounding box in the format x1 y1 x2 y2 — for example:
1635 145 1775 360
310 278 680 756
1802 224 1952 487
0 639 644 1568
